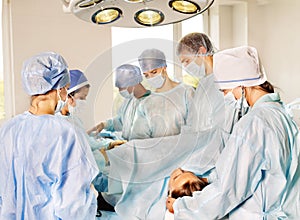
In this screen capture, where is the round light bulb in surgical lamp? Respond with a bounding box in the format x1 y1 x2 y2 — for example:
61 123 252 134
77 0 103 8
169 0 200 14
134 9 164 26
92 7 122 24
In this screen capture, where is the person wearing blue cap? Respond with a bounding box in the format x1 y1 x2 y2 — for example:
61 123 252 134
130 48 195 139
58 69 111 174
58 69 116 217
89 64 151 141
0 52 99 220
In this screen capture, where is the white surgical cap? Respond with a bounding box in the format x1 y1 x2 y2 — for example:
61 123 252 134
21 52 70 95
115 64 143 88
138 48 167 73
214 46 267 90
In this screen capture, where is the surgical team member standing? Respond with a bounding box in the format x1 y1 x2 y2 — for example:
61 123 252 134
177 32 225 132
60 69 110 171
173 46 300 219
130 48 194 139
0 52 98 219
90 64 151 140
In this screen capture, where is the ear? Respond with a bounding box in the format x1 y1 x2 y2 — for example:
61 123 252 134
198 46 207 55
68 97 76 106
162 67 168 76
166 197 176 213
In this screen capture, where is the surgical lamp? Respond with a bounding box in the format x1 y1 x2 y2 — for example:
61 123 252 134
61 0 214 27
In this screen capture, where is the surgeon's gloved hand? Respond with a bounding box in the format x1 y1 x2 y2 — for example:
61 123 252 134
87 122 107 135
107 140 127 150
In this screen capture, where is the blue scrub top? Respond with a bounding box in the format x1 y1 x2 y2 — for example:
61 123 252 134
0 111 98 219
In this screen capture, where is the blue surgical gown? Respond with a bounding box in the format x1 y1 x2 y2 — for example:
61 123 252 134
105 75 227 220
61 113 110 172
0 111 99 220
184 73 225 132
105 92 150 140
174 93 300 219
130 83 194 139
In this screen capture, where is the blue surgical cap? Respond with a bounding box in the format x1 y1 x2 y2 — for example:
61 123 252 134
115 64 143 88
138 48 167 73
68 69 89 94
21 52 70 95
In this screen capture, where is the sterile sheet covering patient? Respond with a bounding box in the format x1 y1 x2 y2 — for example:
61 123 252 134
165 168 208 220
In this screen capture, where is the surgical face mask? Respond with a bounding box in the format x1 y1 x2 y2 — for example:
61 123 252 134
55 88 68 113
224 91 237 107
146 72 165 89
119 89 133 99
184 56 206 79
69 99 87 115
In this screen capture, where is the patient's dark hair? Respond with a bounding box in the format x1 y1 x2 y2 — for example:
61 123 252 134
170 177 208 199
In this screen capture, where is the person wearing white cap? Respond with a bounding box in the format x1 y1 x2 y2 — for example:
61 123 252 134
213 45 257 133
0 52 99 219
89 64 151 141
172 46 300 219
131 48 194 139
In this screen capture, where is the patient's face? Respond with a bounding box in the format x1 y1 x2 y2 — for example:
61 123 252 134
169 170 200 195
166 169 200 213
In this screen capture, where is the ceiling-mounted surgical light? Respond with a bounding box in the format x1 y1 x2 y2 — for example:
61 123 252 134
92 7 122 24
169 0 200 14
61 0 215 27
124 0 145 3
77 0 103 8
134 9 164 26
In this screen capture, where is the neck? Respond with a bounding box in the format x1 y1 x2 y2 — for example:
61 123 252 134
205 56 213 75
156 77 179 93
29 91 57 115
133 84 148 99
246 87 269 107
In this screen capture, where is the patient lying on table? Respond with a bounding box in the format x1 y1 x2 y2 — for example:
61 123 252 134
165 168 208 220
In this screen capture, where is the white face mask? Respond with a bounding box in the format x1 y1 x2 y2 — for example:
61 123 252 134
55 88 68 113
184 56 206 79
69 99 87 115
146 72 165 89
119 89 133 99
224 91 237 107
224 90 249 119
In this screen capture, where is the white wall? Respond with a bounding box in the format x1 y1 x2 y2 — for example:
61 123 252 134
247 0 300 102
5 0 112 127
212 0 300 102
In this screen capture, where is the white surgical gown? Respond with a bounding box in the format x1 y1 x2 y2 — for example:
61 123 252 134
105 91 150 140
174 93 300 219
0 111 99 220
130 83 194 139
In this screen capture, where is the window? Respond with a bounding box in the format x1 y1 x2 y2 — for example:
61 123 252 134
110 16 204 110
111 25 174 113
181 14 204 37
